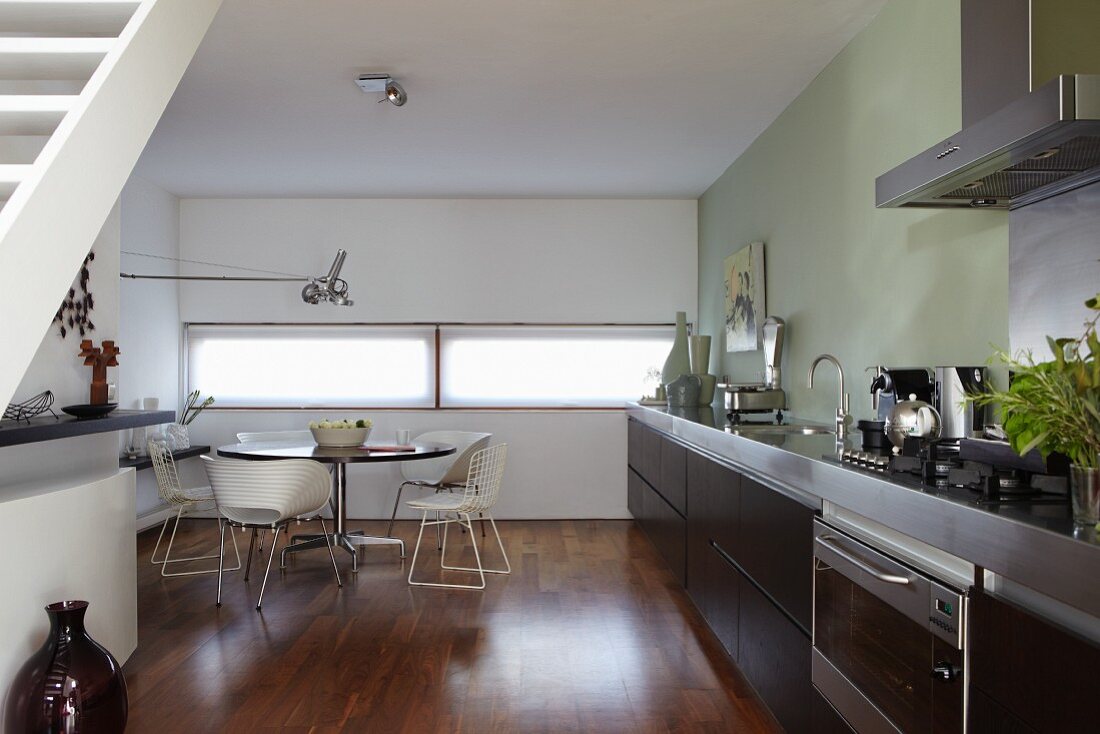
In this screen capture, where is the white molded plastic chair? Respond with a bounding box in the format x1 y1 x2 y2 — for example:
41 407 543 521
407 444 510 590
148 440 240 577
387 431 492 541
202 456 341 610
236 430 313 444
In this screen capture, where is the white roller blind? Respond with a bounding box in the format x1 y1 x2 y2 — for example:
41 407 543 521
439 325 674 407
186 325 436 408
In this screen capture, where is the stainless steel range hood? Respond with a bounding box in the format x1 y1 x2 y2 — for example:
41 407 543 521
876 74 1100 210
876 0 1100 211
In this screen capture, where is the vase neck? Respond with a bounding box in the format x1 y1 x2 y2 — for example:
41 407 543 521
46 601 88 640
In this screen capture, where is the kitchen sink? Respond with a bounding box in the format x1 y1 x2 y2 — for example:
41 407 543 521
729 424 834 436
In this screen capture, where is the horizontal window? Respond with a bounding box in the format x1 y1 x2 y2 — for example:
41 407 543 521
186 325 435 408
440 326 673 408
185 323 673 409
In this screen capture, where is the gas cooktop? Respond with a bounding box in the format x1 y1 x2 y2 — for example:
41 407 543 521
832 436 1070 509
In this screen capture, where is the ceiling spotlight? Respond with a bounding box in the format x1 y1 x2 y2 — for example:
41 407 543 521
357 73 407 106
385 80 407 106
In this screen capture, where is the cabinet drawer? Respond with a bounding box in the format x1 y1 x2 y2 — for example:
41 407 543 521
705 545 740 659
811 686 855 733
658 435 687 515
738 477 814 632
642 480 685 585
738 578 811 734
627 467 644 520
627 419 643 472
970 588 1100 731
640 423 662 488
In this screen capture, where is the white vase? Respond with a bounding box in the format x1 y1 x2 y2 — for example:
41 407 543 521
165 424 190 451
662 312 691 386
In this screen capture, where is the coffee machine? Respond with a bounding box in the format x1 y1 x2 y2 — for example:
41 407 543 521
935 366 988 439
868 366 935 420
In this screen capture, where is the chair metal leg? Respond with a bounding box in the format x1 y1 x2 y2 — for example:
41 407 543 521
149 508 181 565
257 529 265 554
409 512 506 590
216 520 226 607
154 508 241 576
244 527 257 581
441 512 510 576
479 512 486 538
318 516 342 588
407 511 430 586
256 525 282 611
386 482 408 538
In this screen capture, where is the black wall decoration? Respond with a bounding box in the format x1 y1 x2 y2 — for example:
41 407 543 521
54 250 95 339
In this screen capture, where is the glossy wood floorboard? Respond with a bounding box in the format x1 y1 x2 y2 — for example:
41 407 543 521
125 519 780 733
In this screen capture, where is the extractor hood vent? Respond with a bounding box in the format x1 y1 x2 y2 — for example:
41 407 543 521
876 75 1100 210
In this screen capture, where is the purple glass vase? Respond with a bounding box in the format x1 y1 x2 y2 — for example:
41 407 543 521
4 601 128 733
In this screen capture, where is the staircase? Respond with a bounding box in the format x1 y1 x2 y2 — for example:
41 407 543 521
0 0 221 412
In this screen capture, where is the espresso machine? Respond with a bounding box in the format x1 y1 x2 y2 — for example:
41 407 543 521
868 366 935 419
935 366 988 439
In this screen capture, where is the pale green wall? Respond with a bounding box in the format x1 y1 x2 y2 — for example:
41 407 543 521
698 0 1009 424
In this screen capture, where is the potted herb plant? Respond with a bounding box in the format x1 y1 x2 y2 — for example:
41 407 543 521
968 294 1100 527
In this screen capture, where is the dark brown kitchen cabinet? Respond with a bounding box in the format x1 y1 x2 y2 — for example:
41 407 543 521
642 479 686 585
738 476 815 632
658 435 687 515
811 686 855 733
627 419 643 474
640 420 662 487
738 576 812 733
627 467 644 519
703 545 740 658
969 588 1100 732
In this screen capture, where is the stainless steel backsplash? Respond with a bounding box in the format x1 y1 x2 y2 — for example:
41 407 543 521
1009 182 1100 357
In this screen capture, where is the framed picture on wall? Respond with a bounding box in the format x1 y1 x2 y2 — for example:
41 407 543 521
724 241 765 352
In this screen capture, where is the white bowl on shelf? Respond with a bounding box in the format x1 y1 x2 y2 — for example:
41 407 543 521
310 426 371 448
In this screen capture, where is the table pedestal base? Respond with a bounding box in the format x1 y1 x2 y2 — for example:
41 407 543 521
278 464 406 572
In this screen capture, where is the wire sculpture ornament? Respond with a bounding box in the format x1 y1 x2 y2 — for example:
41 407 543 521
54 250 96 339
2 390 59 423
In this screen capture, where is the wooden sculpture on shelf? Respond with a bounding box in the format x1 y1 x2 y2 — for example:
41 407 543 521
79 340 120 405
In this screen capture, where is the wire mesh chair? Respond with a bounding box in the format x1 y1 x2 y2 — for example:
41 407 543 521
202 456 341 611
148 440 240 577
387 431 492 545
407 444 510 590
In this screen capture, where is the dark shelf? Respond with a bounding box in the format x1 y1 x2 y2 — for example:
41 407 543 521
0 409 175 448
119 445 211 471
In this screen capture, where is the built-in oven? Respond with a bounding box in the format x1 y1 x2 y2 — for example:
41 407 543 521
813 519 967 732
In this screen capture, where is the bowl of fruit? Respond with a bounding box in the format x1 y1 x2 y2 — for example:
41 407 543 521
309 418 373 448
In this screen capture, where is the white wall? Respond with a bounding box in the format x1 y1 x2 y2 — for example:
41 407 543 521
172 198 697 519
179 199 697 323
0 207 137 719
119 176 181 518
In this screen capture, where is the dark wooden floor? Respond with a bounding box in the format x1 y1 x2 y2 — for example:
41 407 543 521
124 518 779 733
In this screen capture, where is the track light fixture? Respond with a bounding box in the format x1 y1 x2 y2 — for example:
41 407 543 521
120 249 355 307
356 73 407 106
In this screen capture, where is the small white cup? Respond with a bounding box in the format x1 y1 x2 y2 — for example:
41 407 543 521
396 429 411 445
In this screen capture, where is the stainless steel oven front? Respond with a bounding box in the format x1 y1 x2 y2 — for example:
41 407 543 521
812 519 967 733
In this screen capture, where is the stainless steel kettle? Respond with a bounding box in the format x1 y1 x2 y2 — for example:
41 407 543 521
884 393 942 450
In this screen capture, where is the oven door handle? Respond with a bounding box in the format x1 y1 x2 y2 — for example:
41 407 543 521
817 535 912 585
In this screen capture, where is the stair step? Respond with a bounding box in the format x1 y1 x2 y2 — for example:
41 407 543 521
0 1 138 37
0 38 112 80
0 95 74 134
0 163 31 197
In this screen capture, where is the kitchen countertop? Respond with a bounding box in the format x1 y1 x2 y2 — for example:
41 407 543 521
627 401 1100 620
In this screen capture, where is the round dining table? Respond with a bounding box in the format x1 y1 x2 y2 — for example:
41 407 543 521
217 440 456 571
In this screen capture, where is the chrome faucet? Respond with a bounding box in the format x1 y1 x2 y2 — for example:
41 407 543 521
807 354 850 439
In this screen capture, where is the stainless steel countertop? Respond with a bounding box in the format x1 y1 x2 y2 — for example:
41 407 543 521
627 402 1100 619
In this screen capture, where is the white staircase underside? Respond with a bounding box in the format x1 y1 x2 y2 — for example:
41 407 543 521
0 1 140 37
0 95 75 134
0 38 113 79
0 0 224 412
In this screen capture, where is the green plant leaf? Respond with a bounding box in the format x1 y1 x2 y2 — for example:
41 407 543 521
1018 431 1048 457
1086 293 1100 310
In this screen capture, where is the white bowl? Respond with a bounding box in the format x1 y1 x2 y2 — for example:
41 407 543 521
310 426 371 448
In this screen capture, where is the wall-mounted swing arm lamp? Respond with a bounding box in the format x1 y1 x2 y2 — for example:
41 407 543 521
119 249 354 306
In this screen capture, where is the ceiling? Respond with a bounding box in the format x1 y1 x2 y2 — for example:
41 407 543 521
135 0 886 198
